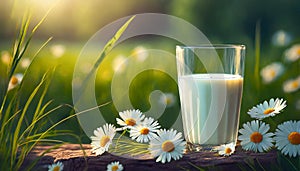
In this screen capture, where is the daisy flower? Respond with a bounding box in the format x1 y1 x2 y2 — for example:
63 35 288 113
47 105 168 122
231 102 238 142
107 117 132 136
1 51 11 65
271 30 291 47
107 161 123 171
284 44 300 62
283 77 300 93
50 44 65 58
8 73 23 91
260 62 284 83
20 57 31 69
247 98 287 120
159 93 176 108
90 123 116 156
48 161 64 171
130 117 161 143
238 120 274 152
217 143 235 156
149 129 185 163
112 55 128 73
116 109 145 129
274 120 300 157
132 46 148 62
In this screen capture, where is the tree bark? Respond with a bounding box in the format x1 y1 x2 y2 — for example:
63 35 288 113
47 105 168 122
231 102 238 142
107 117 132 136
22 144 278 171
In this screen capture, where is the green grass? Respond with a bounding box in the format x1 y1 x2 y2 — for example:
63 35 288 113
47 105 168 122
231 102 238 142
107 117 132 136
0 9 299 170
0 8 91 170
1 36 299 142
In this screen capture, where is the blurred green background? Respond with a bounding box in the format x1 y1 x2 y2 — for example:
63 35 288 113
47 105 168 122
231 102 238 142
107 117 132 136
0 0 299 143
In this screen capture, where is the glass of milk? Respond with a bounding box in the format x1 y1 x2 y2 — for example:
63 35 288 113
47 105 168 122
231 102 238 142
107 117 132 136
176 45 245 152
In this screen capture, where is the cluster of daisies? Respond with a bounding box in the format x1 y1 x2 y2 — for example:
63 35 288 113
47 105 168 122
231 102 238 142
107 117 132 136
260 44 300 96
90 109 186 165
237 98 300 157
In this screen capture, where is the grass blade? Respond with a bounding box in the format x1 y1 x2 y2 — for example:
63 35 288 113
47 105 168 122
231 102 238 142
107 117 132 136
254 20 261 95
74 16 135 105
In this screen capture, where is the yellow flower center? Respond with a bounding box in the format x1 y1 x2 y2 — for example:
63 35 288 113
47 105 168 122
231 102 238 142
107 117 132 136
140 127 149 135
10 76 19 85
263 108 275 115
100 135 110 147
250 132 263 143
291 81 299 89
224 147 232 154
111 165 119 171
165 98 172 105
296 48 300 55
269 70 276 77
288 132 300 145
161 140 175 152
53 166 60 171
125 118 136 126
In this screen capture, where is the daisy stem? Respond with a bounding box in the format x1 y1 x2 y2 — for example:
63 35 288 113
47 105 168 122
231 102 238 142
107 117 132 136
266 117 277 130
114 129 127 152
254 20 261 96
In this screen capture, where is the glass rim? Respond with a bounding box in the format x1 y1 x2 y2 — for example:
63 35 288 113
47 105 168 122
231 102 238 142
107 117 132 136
176 44 245 50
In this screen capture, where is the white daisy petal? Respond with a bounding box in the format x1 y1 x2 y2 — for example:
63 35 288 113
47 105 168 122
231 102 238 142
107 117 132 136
50 44 65 58
116 109 145 129
238 120 273 152
159 93 176 108
48 161 64 171
283 78 300 93
284 44 300 62
217 143 235 156
130 117 161 143
7 73 23 91
90 124 116 156
107 161 124 171
149 129 185 163
248 98 287 120
260 62 284 83
274 120 300 157
131 46 149 62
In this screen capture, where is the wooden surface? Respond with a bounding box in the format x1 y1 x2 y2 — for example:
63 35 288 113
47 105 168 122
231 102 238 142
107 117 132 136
22 144 278 171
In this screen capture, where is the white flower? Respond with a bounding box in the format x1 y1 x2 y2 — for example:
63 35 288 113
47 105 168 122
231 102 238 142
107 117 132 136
260 62 284 83
149 129 185 163
159 93 176 108
20 58 31 68
217 143 235 156
8 73 23 91
283 77 300 93
130 117 161 143
48 161 64 171
132 46 148 62
50 44 65 58
90 124 116 156
107 161 123 171
274 120 300 157
116 109 145 129
285 44 300 62
271 30 291 47
1 51 11 65
112 55 128 73
238 120 274 152
247 98 287 120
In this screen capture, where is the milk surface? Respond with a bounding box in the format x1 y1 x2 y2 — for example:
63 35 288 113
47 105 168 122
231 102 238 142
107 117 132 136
178 74 243 145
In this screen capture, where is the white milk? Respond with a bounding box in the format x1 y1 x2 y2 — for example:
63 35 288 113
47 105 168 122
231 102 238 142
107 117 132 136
178 74 243 146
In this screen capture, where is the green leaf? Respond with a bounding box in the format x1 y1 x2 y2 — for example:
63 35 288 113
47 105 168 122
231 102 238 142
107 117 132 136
254 20 261 96
74 16 135 105
93 15 135 72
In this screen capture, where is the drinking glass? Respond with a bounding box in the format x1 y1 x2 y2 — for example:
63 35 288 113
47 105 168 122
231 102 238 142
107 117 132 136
176 44 245 152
